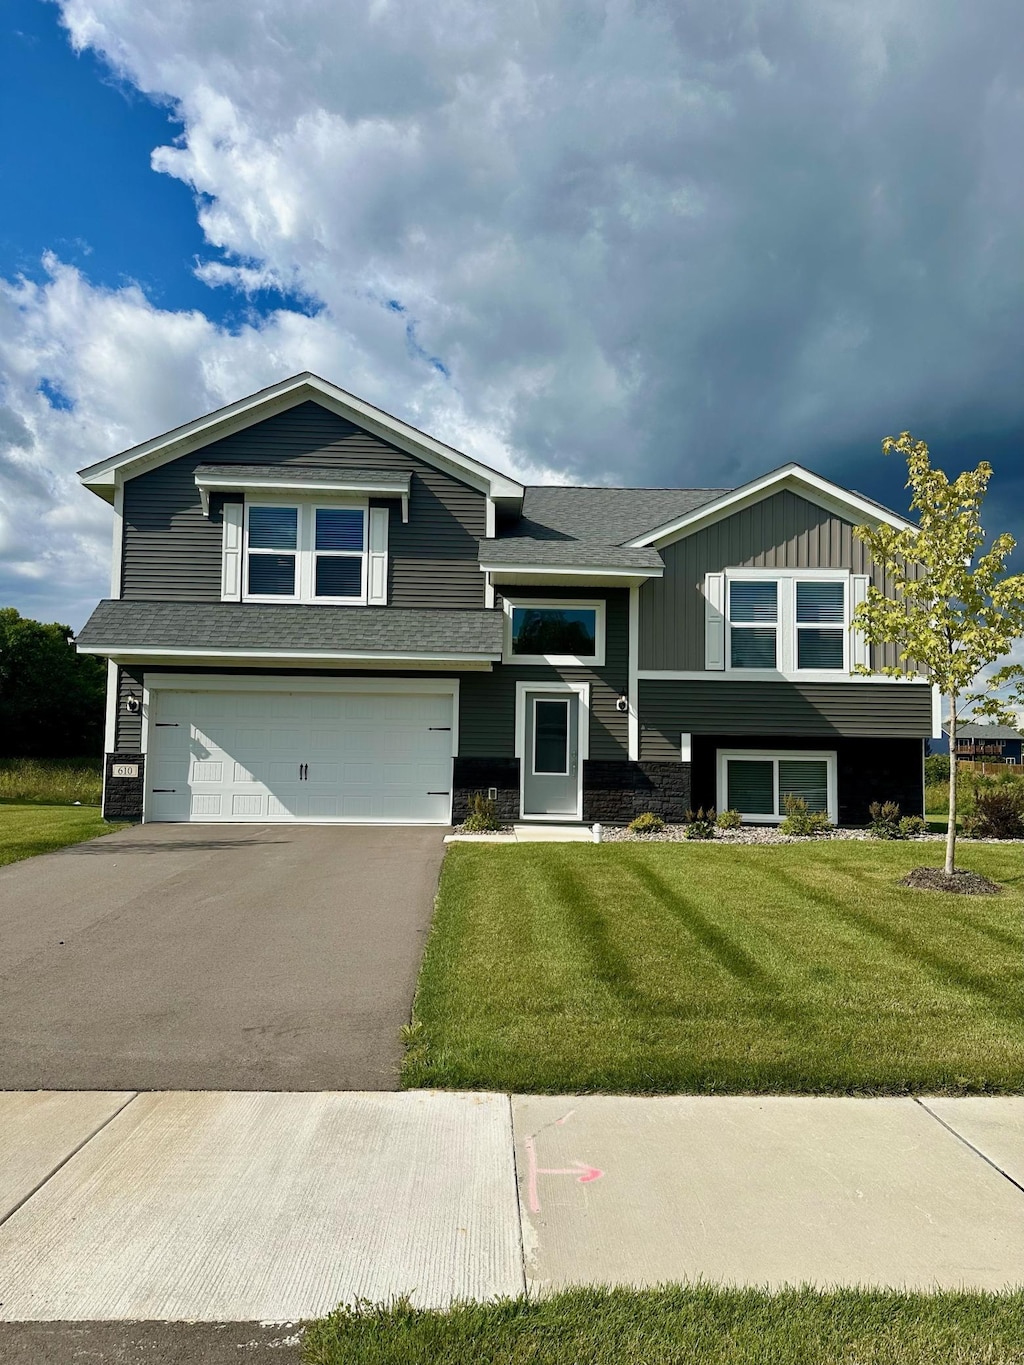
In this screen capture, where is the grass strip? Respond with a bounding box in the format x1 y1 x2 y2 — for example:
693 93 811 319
0 803 127 867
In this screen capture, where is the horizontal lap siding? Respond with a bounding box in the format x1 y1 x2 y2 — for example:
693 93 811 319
458 587 629 761
121 401 485 608
639 489 914 672
639 679 933 760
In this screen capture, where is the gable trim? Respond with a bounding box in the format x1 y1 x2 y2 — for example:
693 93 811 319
77 372 524 504
624 464 914 548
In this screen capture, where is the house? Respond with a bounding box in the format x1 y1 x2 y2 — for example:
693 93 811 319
930 722 1023 765
75 373 938 827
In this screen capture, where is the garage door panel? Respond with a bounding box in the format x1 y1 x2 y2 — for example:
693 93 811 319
147 687 454 823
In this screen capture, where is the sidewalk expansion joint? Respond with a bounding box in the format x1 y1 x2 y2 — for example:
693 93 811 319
506 1095 529 1299
913 1097 1024 1198
0 1092 139 1231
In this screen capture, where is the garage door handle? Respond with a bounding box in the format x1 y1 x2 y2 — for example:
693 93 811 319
429 726 451 731
428 791 450 796
298 763 309 781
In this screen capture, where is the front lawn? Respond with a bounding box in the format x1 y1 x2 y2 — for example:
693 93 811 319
304 1285 1024 1365
401 842 1024 1095
0 803 127 868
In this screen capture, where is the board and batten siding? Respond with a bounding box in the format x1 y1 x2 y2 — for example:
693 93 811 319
120 401 486 608
639 679 933 761
639 489 914 672
458 587 630 761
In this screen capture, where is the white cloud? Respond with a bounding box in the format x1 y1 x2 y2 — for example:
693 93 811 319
2 0 1024 626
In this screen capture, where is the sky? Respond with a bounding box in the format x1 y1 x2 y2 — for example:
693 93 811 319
0 0 1022 636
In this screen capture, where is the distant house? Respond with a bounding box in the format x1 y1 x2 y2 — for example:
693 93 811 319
931 722 1024 764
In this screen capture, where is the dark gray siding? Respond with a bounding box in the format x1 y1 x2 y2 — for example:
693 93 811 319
640 679 933 760
639 489 913 672
121 401 486 608
114 666 144 751
459 588 630 761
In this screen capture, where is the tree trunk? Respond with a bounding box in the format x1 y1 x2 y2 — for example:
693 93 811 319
945 700 958 876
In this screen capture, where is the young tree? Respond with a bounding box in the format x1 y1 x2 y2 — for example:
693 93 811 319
852 433 1024 877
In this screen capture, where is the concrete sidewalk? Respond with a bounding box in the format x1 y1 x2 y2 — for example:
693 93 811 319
1 1091 1023 1322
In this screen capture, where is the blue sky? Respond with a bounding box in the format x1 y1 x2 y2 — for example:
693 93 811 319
0 0 1022 634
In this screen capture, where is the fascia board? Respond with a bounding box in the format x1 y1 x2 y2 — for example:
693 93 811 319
78 372 524 501
478 561 663 579
625 465 915 548
76 644 501 665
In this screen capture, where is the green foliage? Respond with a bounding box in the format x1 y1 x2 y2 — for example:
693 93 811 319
0 804 126 868
462 791 500 832
899 814 928 838
779 793 833 837
0 608 105 759
628 810 665 834
924 753 950 785
716 807 742 829
0 758 102 806
868 801 904 839
684 807 716 839
853 433 1024 874
966 788 1024 840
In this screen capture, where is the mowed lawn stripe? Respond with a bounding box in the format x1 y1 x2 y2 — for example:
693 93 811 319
402 843 1024 1095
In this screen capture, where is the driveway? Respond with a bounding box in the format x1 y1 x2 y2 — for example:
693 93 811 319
0 824 445 1090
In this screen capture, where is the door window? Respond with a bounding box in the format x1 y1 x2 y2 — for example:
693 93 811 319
534 699 570 774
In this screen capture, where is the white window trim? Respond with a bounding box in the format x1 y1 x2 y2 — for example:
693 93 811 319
717 748 838 824
514 681 589 822
241 497 370 606
725 568 850 678
502 597 606 667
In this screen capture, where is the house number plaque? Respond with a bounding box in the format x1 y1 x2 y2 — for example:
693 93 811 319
111 763 139 779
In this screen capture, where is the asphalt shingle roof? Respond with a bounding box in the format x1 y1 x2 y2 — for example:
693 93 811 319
478 538 663 569
195 463 410 488
78 600 503 656
945 723 1023 740
505 486 731 546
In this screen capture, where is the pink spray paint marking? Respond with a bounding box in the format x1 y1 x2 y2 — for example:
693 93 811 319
523 1133 604 1214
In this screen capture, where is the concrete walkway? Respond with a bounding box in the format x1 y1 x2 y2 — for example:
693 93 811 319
1 1091 1023 1322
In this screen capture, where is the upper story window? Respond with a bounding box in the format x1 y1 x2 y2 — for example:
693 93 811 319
503 599 606 666
724 571 849 674
244 503 367 604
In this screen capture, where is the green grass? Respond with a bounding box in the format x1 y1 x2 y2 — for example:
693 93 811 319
0 803 127 867
0 757 103 806
401 842 1024 1095
303 1285 1024 1364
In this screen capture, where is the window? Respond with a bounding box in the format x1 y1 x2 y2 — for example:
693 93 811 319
729 580 777 668
243 503 367 604
718 750 837 823
504 600 605 665
724 573 848 673
534 699 570 774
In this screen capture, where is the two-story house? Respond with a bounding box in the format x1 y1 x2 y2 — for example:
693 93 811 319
76 373 937 827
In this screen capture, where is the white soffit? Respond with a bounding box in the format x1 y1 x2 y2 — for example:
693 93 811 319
626 465 915 548
77 372 525 504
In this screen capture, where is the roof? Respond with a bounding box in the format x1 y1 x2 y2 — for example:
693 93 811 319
77 600 504 660
479 538 663 570
194 463 409 488
507 487 729 546
77 372 524 504
944 723 1023 740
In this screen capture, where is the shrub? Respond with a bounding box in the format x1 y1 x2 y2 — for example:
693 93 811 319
898 814 928 838
868 800 904 839
968 788 1024 840
779 793 833 837
628 811 665 835
716 808 742 829
924 753 950 785
462 792 500 832
684 807 717 839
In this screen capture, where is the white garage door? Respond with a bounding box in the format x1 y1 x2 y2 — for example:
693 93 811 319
146 688 454 823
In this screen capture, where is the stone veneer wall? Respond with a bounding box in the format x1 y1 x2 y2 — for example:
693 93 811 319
451 757 521 824
102 753 145 822
582 760 692 824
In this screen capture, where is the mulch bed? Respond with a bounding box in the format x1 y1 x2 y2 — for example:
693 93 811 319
899 866 1003 895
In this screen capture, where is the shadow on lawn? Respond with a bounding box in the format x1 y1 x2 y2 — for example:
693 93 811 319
770 867 1022 1017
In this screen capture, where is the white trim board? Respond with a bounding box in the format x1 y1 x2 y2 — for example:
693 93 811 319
637 670 930 684
78 372 524 503
77 645 498 668
717 747 839 825
625 464 915 549
627 585 640 761
196 470 410 521
501 596 607 667
515 682 589 823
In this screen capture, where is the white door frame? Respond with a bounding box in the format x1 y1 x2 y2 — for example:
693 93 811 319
141 673 460 825
514 680 590 822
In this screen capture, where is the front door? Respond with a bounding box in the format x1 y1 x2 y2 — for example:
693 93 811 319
522 691 581 819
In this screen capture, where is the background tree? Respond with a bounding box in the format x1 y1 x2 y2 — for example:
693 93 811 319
852 433 1024 877
0 608 105 758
